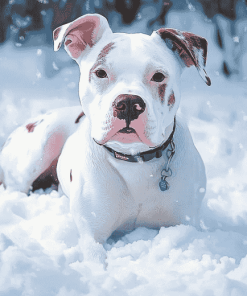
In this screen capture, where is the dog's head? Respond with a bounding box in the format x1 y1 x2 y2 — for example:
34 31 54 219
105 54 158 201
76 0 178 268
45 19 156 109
53 14 210 154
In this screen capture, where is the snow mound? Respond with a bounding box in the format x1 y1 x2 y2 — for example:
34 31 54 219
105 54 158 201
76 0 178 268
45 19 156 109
0 186 247 296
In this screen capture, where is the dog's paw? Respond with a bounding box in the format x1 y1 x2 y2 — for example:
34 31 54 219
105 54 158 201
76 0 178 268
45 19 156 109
79 237 107 269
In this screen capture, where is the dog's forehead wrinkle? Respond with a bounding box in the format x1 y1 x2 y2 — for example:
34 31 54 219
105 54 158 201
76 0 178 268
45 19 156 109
88 37 132 74
89 41 115 74
96 41 115 62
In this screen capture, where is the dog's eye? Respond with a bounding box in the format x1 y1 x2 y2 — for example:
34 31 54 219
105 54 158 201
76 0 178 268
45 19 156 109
95 69 108 78
151 72 165 82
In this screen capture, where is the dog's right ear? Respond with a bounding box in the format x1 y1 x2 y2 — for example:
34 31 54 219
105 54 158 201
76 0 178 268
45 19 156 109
154 28 211 86
53 14 112 61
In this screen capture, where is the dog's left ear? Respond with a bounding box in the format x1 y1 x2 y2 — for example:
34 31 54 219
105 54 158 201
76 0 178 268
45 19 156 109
53 14 112 61
155 28 211 86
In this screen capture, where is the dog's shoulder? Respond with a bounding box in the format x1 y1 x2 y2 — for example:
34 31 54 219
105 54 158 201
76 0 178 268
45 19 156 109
174 116 194 147
173 115 206 180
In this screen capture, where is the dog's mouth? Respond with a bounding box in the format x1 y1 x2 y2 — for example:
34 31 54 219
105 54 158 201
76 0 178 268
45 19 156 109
105 126 141 145
119 127 136 134
94 111 156 147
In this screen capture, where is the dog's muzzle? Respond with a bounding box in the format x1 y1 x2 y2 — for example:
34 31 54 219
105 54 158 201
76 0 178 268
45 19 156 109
113 94 146 128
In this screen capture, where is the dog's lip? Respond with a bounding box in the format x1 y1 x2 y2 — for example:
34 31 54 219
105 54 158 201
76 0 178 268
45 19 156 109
118 127 136 134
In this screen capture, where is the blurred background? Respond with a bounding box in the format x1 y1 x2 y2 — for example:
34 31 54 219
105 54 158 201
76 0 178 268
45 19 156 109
1 0 247 75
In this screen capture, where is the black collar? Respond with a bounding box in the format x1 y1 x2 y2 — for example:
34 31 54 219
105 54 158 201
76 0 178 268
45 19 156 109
103 117 176 162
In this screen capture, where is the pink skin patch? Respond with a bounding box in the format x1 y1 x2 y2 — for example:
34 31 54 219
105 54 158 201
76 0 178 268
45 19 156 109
32 130 67 190
32 130 66 190
63 16 101 59
44 132 64 158
97 116 128 144
95 94 155 146
64 35 87 59
130 113 155 147
75 111 85 124
168 91 175 110
158 84 167 103
41 131 66 183
95 110 156 147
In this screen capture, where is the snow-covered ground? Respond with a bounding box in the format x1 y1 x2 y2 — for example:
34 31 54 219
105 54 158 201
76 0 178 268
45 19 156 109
1 9 247 296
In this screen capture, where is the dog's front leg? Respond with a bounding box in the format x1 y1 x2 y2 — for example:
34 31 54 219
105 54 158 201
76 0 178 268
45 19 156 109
69 178 122 267
70 198 107 265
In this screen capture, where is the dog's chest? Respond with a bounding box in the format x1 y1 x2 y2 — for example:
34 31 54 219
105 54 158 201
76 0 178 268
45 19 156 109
107 155 178 228
109 156 163 193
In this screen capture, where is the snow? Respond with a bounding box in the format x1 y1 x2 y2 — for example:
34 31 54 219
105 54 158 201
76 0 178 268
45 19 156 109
1 9 247 296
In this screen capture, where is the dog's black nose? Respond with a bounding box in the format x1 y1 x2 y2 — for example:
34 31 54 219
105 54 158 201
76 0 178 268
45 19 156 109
113 95 146 126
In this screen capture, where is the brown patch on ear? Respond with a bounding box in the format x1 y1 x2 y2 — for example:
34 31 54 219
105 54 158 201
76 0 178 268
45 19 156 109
168 91 175 110
158 84 167 103
157 28 207 68
75 111 85 124
66 19 98 48
70 169 72 182
156 28 211 86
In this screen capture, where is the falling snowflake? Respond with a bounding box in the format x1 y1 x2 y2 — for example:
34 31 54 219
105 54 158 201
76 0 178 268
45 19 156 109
37 49 42 56
233 36 239 43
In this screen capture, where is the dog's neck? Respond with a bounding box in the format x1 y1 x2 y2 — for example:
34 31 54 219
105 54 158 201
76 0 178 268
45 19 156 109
104 118 175 156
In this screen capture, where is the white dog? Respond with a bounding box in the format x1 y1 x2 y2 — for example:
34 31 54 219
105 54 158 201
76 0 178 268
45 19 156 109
0 14 211 265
